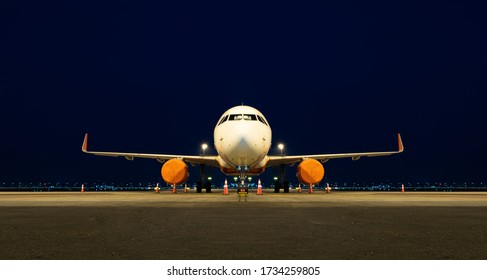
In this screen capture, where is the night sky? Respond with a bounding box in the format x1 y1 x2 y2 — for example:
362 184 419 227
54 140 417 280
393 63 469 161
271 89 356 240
1 1 486 184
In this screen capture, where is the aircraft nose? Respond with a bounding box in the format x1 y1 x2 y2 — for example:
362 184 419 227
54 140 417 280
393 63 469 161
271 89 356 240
236 135 250 151
224 126 265 166
227 134 252 155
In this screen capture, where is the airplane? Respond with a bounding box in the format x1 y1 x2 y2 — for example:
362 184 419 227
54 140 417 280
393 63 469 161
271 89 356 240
82 105 404 192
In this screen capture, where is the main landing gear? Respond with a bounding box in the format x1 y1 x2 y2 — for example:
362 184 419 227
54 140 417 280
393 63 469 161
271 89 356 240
274 181 290 193
274 164 290 193
196 165 212 193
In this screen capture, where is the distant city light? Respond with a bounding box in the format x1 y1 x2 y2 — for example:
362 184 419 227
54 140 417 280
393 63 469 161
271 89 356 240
1 181 486 192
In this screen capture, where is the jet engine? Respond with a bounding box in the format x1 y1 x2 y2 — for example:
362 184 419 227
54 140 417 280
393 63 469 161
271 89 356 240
161 159 189 185
296 159 325 185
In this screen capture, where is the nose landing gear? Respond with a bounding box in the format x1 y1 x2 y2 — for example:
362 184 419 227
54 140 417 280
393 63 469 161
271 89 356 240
237 165 249 193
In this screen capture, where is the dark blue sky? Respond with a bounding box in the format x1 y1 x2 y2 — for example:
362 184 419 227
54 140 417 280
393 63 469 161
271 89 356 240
1 1 486 184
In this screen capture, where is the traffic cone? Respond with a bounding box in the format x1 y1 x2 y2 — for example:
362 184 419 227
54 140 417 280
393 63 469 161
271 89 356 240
257 179 263 195
172 183 177 194
309 184 314 194
184 183 188 193
155 183 159 194
81 184 84 193
223 179 229 195
326 183 330 193
401 184 405 193
298 185 302 193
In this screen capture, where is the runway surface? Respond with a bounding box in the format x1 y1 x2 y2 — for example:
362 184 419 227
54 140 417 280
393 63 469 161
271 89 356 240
1 191 487 259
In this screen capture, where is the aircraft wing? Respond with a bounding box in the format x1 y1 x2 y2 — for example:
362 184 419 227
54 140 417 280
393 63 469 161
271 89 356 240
266 133 404 167
81 133 220 167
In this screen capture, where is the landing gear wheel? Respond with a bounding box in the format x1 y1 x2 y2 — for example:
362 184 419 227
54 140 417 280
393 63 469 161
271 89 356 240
283 181 290 193
238 181 249 194
274 181 282 193
204 181 211 193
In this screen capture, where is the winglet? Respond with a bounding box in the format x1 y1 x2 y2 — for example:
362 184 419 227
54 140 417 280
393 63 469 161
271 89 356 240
397 133 404 152
82 133 88 152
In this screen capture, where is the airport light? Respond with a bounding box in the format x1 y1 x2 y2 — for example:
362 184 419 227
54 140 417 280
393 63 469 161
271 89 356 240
208 176 212 181
278 143 284 156
248 177 252 182
273 176 278 181
201 143 208 155
233 177 238 182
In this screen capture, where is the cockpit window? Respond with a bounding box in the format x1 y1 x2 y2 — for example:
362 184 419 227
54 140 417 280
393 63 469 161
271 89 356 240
228 114 243 121
257 115 268 125
218 115 229 125
243 114 257 121
228 114 258 121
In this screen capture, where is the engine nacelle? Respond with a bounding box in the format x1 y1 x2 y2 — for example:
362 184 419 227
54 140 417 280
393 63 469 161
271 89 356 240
296 159 325 185
161 159 189 185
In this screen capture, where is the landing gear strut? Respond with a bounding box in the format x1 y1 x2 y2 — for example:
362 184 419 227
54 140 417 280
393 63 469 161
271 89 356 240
274 164 289 193
197 164 212 193
237 165 249 193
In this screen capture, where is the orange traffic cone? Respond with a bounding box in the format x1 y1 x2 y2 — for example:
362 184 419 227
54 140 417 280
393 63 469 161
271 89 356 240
401 184 405 193
223 179 229 195
155 183 159 193
172 183 177 194
81 184 84 193
298 185 302 193
309 184 314 194
184 183 188 193
326 183 330 193
257 179 263 195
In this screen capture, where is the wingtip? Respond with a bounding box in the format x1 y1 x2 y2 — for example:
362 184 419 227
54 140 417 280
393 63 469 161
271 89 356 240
397 133 404 152
82 133 88 152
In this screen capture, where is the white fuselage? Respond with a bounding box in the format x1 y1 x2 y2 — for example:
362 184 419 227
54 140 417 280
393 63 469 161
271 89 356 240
213 105 272 173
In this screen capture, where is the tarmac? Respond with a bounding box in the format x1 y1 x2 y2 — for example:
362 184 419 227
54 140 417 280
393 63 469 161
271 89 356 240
1 190 487 260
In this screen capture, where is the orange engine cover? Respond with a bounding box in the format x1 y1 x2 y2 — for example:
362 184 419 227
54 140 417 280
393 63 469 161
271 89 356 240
296 159 325 185
161 159 189 185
